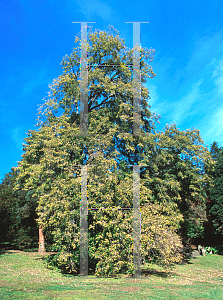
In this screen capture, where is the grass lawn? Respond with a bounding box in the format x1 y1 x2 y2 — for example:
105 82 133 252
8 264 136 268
0 250 223 299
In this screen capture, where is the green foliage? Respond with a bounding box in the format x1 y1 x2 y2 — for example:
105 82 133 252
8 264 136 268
141 125 214 242
205 246 217 255
89 208 133 277
141 201 183 267
0 168 38 249
210 141 223 161
13 26 215 276
210 149 223 234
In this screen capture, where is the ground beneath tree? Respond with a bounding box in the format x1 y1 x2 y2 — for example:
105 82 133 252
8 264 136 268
0 250 223 299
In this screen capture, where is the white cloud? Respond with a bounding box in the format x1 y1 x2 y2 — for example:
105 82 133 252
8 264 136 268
147 84 158 107
147 83 167 117
19 68 50 98
169 79 203 125
76 0 114 22
147 79 203 127
212 59 223 97
146 29 223 147
11 127 25 150
203 106 223 145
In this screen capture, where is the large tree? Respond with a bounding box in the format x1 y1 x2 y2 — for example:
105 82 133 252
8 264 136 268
15 26 213 275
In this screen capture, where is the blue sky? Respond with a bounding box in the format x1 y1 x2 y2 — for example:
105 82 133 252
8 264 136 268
1 0 223 180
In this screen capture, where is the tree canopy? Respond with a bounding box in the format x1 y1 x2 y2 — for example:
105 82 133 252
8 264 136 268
7 26 215 276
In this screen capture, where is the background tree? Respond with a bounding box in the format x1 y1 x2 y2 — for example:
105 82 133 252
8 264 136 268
210 141 223 161
202 141 223 245
0 168 38 250
209 147 223 240
140 124 214 244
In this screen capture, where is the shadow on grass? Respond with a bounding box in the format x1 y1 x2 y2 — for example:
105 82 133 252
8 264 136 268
0 249 6 255
0 242 14 255
141 268 174 278
34 256 46 260
33 253 177 279
0 248 14 256
180 258 193 265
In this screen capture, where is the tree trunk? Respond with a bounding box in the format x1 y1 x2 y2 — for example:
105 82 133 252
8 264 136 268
38 226 45 254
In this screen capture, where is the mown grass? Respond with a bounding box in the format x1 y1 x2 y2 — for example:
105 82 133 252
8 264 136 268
0 250 223 299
